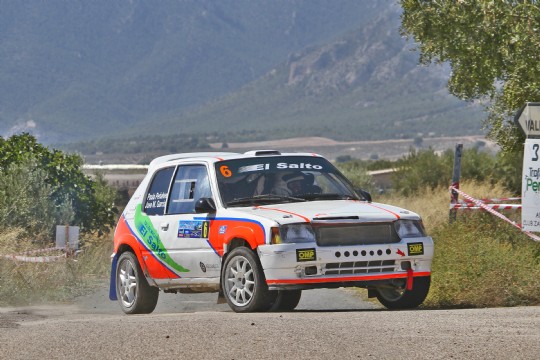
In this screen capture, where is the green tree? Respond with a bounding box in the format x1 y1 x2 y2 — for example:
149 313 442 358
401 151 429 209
335 161 374 192
400 0 540 152
0 133 117 237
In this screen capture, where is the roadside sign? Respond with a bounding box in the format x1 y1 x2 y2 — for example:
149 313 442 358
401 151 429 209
514 102 540 138
521 139 540 231
55 225 79 250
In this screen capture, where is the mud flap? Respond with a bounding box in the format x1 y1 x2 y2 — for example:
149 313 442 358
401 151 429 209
217 288 227 304
406 268 414 291
109 254 118 301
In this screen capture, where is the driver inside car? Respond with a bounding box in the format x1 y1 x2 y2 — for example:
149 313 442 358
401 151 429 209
273 172 308 196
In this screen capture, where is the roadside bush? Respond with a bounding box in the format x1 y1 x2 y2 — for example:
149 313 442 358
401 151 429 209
425 217 540 308
380 181 539 308
390 147 526 196
335 161 374 192
495 149 523 195
0 133 117 238
0 161 64 240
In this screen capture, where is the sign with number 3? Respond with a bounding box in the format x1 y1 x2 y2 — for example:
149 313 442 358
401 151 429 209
522 139 540 231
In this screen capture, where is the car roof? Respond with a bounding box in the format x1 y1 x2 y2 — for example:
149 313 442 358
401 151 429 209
148 150 322 171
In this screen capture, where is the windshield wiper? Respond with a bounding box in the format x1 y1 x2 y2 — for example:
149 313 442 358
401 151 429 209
227 194 306 207
299 193 359 201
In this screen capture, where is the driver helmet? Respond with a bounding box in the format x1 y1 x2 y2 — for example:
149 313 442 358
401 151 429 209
281 172 307 195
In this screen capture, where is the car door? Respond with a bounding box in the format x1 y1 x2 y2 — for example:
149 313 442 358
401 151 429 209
158 164 221 279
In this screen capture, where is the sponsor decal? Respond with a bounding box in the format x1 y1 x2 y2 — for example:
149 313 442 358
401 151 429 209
219 225 227 234
134 204 189 272
199 262 220 273
296 248 316 262
407 242 424 256
178 220 209 238
238 163 323 174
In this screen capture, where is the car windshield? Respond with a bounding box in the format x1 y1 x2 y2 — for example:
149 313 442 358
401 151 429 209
215 156 361 207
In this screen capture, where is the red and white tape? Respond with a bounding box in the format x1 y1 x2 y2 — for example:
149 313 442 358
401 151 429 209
449 186 540 243
451 203 522 210
2 253 67 263
462 197 521 204
1 247 68 263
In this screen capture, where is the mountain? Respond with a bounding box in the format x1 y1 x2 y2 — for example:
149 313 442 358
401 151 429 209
0 0 398 143
150 9 483 142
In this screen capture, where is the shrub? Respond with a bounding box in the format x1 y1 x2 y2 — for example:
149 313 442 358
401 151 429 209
335 161 374 192
426 217 540 308
0 160 67 240
0 133 117 237
381 182 540 308
391 147 501 196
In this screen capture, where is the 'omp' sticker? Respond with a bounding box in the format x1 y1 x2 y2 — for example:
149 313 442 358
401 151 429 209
407 242 424 256
134 204 189 272
296 248 316 262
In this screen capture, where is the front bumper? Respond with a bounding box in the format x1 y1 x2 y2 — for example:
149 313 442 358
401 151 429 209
258 237 433 290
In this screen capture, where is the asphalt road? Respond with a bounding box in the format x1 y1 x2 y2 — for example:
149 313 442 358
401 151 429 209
1 287 538 359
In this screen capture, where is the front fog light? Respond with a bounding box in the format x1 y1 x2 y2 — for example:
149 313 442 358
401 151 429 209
394 220 425 239
279 224 316 244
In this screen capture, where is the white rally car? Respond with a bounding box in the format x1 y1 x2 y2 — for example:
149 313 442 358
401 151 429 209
110 150 433 313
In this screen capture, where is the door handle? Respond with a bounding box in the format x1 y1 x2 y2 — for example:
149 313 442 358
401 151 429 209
160 223 169 231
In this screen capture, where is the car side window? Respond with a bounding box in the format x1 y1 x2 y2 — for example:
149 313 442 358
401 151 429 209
167 165 212 214
144 167 175 216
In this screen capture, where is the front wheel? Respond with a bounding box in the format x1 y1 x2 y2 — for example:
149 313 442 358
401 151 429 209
116 251 159 314
221 247 272 312
375 276 430 310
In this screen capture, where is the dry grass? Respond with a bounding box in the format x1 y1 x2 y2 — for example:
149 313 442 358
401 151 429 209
0 230 112 306
380 181 539 308
378 181 513 231
425 217 540 307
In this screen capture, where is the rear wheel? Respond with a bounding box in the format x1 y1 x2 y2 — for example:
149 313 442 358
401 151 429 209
375 276 430 310
222 247 273 312
270 290 302 312
116 251 159 314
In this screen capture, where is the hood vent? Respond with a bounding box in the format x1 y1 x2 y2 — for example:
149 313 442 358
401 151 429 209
313 216 359 221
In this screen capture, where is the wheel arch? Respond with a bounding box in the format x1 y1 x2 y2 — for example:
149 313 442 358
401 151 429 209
224 226 259 249
114 234 147 272
110 235 148 301
221 237 253 264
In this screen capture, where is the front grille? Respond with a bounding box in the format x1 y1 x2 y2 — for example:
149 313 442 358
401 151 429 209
314 223 399 246
323 260 396 275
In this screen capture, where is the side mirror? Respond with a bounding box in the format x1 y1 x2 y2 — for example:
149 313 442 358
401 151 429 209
195 197 216 213
356 189 372 202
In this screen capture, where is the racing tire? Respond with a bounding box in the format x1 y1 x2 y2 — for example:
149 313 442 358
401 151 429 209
375 276 430 310
221 247 273 313
116 251 159 314
269 290 302 312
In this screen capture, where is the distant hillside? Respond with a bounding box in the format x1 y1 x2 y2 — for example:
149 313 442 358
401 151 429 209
0 0 393 143
151 8 483 142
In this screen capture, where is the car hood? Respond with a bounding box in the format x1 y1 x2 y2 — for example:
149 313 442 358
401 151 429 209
226 200 420 225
